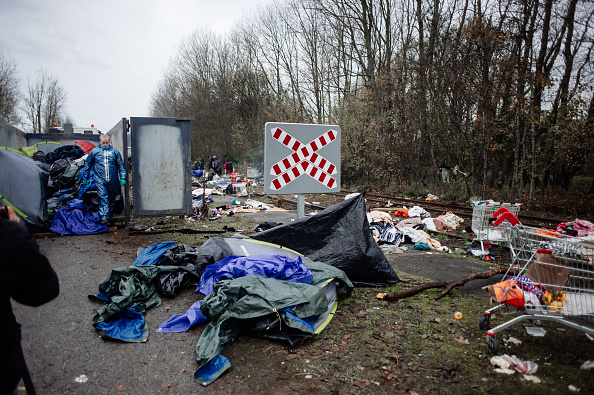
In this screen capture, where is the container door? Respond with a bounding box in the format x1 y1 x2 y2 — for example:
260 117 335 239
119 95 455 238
130 117 192 217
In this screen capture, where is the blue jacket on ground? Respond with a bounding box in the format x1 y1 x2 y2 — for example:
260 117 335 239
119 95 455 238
83 145 126 221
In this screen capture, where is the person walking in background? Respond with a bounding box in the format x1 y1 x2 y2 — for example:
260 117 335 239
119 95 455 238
214 158 223 176
208 155 216 172
0 206 59 395
82 134 126 225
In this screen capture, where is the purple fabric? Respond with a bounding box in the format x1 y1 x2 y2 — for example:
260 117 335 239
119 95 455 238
195 253 312 296
156 300 207 333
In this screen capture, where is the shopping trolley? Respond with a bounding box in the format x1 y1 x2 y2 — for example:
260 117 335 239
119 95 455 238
471 202 521 252
479 208 594 353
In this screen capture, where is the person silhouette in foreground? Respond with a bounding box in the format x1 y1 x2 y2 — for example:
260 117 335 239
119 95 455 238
0 206 59 395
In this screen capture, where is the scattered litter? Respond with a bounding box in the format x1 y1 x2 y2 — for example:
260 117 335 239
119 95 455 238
376 293 387 299
504 337 522 346
379 245 408 254
523 375 541 383
568 385 580 392
467 248 494 258
491 356 510 369
526 327 546 337
491 354 537 375
305 374 313 379
74 374 88 383
494 368 515 375
373 307 380 310
580 360 594 370
454 312 463 320
344 192 361 200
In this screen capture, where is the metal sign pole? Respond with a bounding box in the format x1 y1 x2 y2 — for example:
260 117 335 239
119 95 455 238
297 194 305 219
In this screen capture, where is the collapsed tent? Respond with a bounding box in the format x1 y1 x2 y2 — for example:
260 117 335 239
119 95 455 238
194 266 351 385
90 237 332 340
18 141 61 157
252 193 401 286
89 238 353 386
0 147 49 228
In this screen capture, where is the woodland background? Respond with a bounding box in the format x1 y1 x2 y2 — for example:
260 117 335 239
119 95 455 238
150 0 593 214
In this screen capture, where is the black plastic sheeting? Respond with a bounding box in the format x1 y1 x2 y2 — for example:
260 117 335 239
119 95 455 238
252 193 401 287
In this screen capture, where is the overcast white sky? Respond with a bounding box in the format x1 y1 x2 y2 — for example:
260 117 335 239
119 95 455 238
0 0 271 132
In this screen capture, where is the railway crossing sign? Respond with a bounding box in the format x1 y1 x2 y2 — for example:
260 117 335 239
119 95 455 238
264 122 341 195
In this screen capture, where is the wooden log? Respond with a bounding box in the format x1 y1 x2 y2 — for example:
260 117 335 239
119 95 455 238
377 267 505 302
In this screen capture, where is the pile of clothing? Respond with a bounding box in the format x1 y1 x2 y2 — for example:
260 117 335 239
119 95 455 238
367 205 462 251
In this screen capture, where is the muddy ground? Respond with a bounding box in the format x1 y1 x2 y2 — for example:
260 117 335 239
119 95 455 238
12 193 594 394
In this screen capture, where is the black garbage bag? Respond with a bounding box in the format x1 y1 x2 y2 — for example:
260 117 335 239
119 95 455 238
254 221 282 232
156 267 199 298
154 244 221 296
252 194 400 287
45 144 85 163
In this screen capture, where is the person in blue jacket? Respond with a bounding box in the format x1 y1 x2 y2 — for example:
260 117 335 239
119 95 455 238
82 135 126 225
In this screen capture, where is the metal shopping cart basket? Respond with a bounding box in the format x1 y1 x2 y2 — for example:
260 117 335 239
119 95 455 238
471 202 521 252
479 208 594 353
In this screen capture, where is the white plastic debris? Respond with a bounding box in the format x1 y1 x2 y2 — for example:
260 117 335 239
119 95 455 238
74 374 88 383
344 193 361 200
491 356 511 370
494 368 515 375
568 384 580 392
526 327 546 337
504 336 523 345
580 360 594 370
524 375 541 383
491 354 537 375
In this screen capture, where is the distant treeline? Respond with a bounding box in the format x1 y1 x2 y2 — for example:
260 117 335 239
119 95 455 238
151 0 594 204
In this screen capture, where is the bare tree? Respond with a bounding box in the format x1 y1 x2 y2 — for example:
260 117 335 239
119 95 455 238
22 69 67 133
0 50 20 124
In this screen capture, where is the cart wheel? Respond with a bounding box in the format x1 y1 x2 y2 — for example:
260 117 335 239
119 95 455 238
479 315 491 330
487 336 499 354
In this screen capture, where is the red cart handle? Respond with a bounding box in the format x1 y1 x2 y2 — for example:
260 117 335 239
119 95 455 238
489 209 520 227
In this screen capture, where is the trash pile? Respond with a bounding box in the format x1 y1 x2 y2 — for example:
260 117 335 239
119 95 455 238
0 142 119 234
364 200 463 254
88 194 400 385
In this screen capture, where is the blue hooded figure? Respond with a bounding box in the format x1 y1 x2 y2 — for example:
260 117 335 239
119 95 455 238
82 135 126 225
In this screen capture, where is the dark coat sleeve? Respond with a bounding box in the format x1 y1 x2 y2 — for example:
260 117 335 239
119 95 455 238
0 219 59 307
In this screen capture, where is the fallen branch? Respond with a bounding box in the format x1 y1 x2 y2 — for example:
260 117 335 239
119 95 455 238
378 267 505 302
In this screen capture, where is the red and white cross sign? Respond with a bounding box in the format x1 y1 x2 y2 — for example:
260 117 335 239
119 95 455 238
269 127 338 190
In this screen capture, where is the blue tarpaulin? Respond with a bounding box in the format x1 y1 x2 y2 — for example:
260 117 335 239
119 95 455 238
77 167 96 197
51 198 108 235
133 241 176 266
94 306 148 342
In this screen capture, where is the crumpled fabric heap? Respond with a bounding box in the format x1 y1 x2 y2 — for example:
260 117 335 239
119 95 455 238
557 219 594 237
